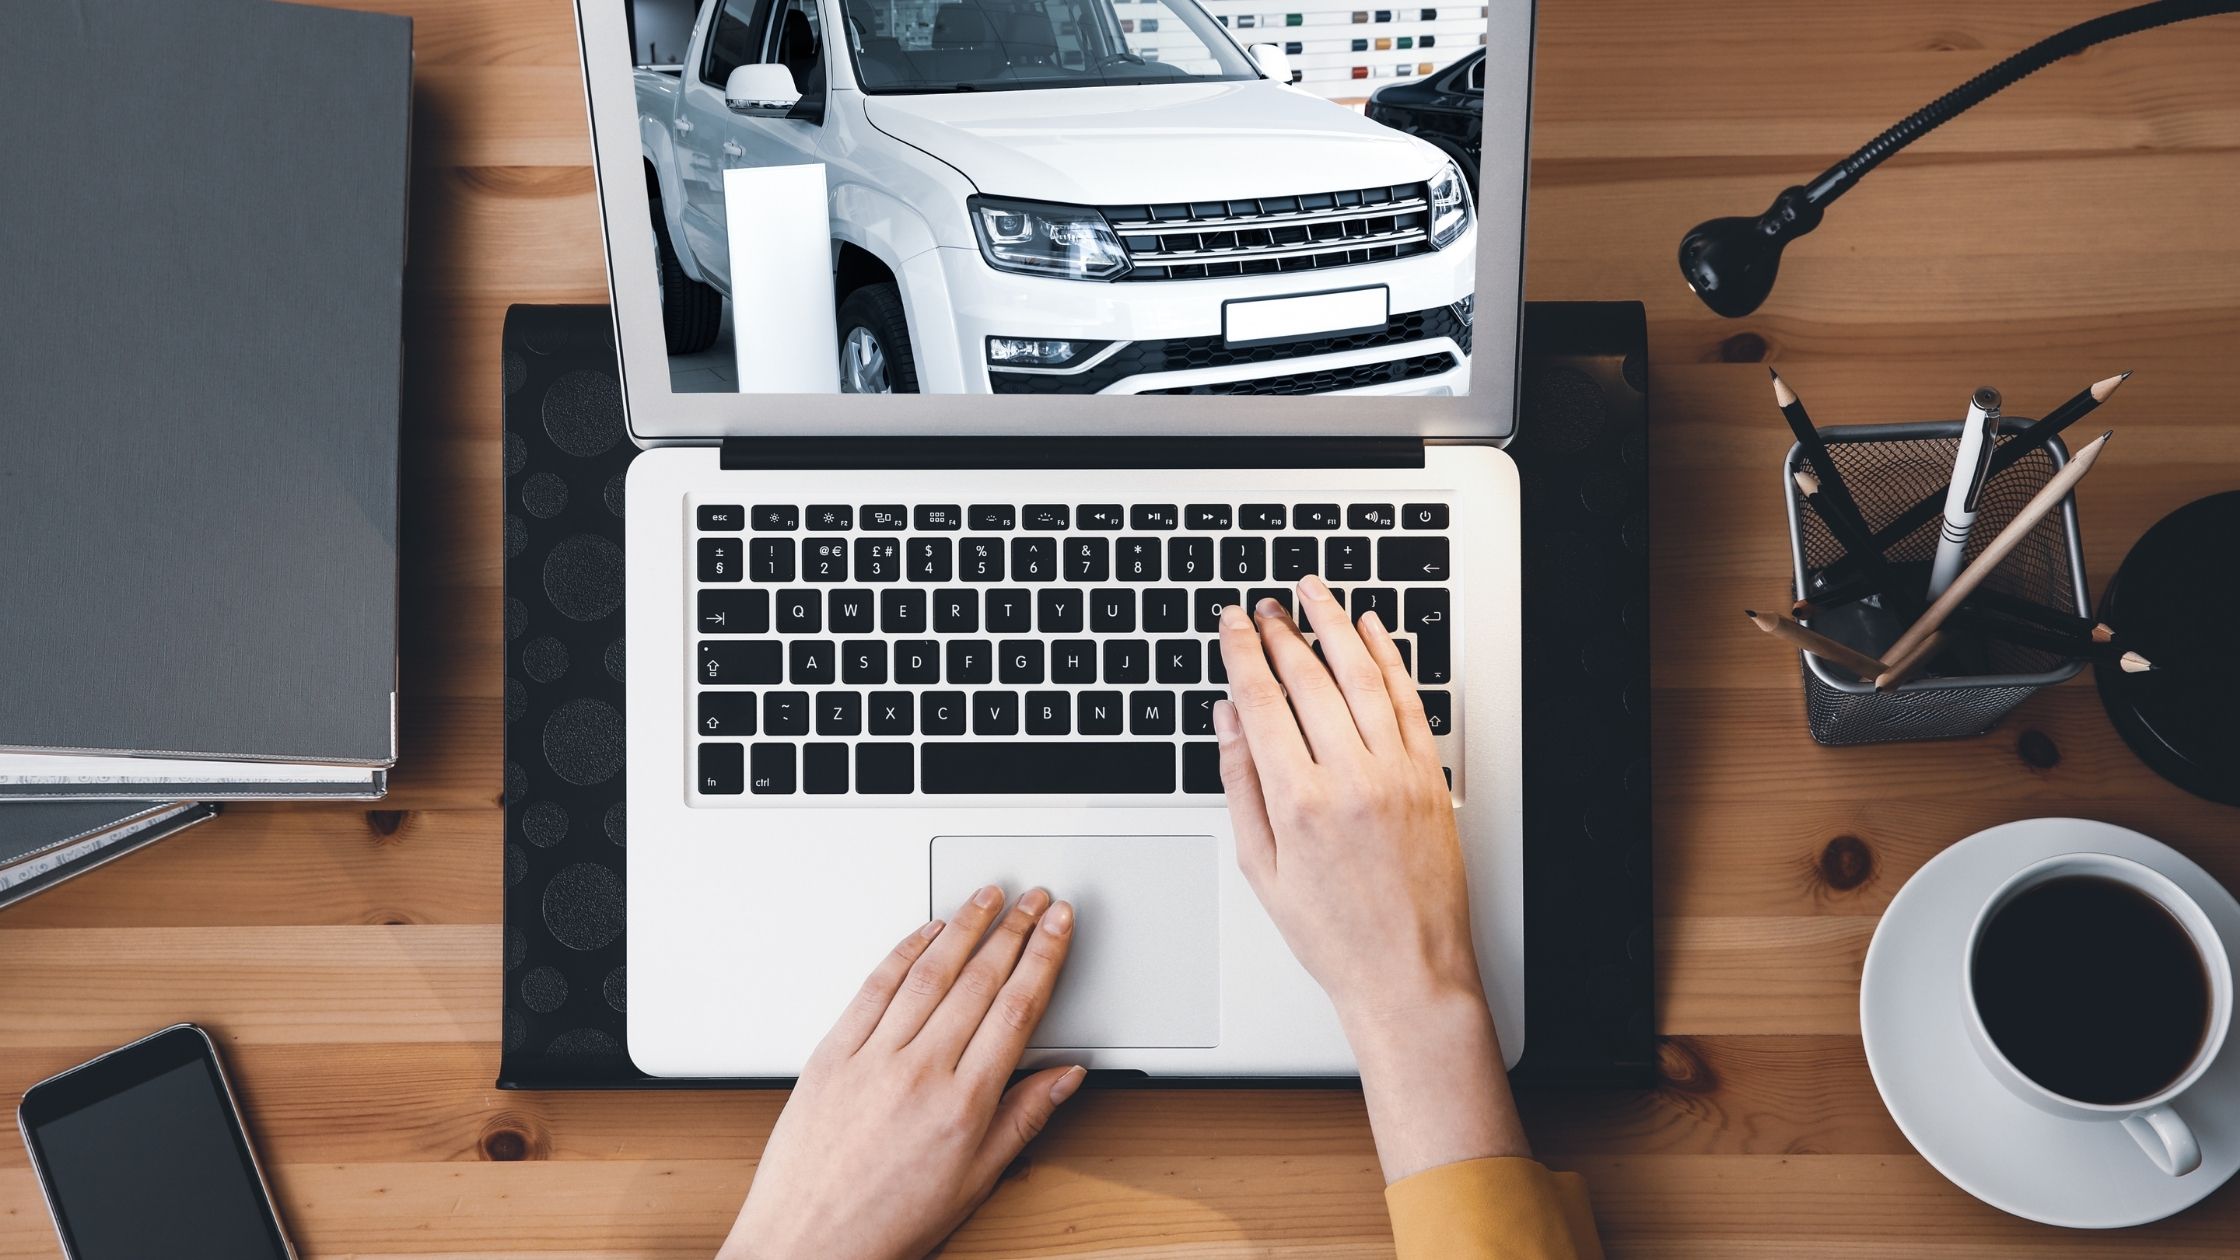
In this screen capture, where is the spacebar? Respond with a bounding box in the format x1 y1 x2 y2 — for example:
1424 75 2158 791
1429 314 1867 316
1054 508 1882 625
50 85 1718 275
920 742 1176 794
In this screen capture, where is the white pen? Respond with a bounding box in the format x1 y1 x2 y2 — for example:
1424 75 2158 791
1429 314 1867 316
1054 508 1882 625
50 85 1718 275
1926 386 2002 599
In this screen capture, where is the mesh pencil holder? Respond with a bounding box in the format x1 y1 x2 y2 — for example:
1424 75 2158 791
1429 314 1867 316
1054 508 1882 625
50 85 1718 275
1785 421 2090 746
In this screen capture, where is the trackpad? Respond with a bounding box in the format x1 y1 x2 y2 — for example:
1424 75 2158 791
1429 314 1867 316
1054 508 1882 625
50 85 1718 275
931 835 1219 1048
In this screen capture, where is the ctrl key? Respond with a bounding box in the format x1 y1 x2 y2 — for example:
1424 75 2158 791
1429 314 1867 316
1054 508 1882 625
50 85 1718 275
750 743 796 794
698 742 745 795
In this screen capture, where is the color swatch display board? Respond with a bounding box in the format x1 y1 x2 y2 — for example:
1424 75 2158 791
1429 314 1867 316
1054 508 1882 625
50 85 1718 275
1118 0 1490 100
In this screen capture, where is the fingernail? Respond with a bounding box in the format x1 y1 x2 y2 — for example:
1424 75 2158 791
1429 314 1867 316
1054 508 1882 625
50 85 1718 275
1212 698 1240 739
1255 597 1284 619
1300 573 1330 601
1041 901 1074 936
918 918 944 939
1050 1064 1087 1104
1219 603 1247 629
973 884 1002 909
1019 887 1051 915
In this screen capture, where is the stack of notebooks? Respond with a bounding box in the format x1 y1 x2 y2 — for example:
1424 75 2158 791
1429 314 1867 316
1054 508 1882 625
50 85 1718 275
0 0 414 902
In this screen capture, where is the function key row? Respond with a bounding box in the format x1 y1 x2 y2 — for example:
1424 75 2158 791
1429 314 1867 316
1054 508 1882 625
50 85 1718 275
697 503 1451 533
698 534 1448 585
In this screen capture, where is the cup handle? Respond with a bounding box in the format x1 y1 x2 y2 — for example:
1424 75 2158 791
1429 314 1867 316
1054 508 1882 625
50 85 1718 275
2122 1105 2202 1177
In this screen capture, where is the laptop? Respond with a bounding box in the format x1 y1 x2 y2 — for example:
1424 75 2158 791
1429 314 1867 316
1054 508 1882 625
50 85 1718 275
573 0 1534 1077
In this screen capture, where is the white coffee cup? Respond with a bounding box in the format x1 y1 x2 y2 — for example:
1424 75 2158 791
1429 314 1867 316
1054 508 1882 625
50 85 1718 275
1963 852 2232 1177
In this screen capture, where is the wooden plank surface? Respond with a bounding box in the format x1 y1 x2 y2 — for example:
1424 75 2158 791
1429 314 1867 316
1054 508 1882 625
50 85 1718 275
6 0 2239 1253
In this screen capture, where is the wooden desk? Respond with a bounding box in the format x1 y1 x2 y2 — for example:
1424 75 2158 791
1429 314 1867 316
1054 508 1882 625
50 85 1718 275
5 0 2238 1253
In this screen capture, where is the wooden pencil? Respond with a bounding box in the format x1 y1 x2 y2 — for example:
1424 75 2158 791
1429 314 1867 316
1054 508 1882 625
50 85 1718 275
1879 430 2113 667
1966 588 2115 643
1747 609 1890 679
1957 607 2120 661
1770 369 1875 544
1874 630 1951 691
1794 468 1892 587
2120 650 2156 674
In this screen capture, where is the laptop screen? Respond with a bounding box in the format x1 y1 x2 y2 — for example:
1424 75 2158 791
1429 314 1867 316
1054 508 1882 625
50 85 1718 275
583 0 1529 428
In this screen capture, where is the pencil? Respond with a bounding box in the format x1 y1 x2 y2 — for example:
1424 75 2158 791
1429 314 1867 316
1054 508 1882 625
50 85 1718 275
1794 468 1892 584
1879 430 2113 667
1771 369 1875 544
1957 607 2120 660
2120 650 2156 674
1747 609 1890 680
1874 630 1950 691
1966 588 2115 643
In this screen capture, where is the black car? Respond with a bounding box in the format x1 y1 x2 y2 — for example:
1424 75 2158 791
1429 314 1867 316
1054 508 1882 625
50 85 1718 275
1364 48 1485 192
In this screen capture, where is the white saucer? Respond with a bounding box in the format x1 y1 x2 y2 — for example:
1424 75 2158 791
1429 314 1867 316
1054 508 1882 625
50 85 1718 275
1862 818 2240 1228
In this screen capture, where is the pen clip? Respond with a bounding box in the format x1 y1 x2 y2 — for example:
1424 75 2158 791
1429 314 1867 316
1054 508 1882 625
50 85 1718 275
1960 408 2001 512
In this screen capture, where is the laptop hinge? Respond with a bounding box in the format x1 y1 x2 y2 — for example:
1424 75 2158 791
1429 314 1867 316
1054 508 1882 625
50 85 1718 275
718 436 1425 471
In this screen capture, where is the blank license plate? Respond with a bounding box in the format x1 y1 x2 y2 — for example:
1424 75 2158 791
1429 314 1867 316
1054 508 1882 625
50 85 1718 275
1223 286 1388 348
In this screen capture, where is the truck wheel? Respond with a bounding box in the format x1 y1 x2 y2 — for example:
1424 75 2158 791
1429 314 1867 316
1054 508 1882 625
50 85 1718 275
836 283 918 394
651 202 724 355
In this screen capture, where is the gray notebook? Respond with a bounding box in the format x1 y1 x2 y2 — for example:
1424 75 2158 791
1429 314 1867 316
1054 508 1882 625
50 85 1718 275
0 801 222 910
0 0 410 796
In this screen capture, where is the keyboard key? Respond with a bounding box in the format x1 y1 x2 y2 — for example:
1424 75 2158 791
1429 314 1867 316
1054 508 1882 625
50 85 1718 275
1183 690 1223 735
829 589 874 633
1129 689 1177 735
1220 537 1267 582
1103 639 1150 683
959 538 1005 581
1079 504 1125 530
1064 537 1109 582
894 640 939 683
752 505 798 531
1115 537 1161 581
841 639 887 684
1091 590 1135 633
1207 639 1227 684
1037 589 1083 633
1395 639 1413 675
854 538 901 583
914 504 962 531
860 504 908 531
1272 537 1316 581
985 588 1032 632
699 589 769 634
1194 588 1241 632
1011 536 1057 581
1168 537 1214 582
806 505 852 531
1024 691 1071 735
868 690 914 736
973 690 1020 735
764 691 809 735
803 743 849 794
1402 502 1449 529
933 589 978 633
1348 503 1396 530
1130 504 1179 530
1050 639 1097 683
789 639 835 685
750 742 796 794
1182 741 1222 793
1324 536 1372 581
1185 504 1233 529
1022 504 1069 530
1378 536 1450 581
881 589 927 633
999 639 1044 684
1405 588 1452 684
1247 587 1292 617
921 742 1175 794
802 539 848 582
1144 588 1189 632
909 537 953 582
1351 586 1399 632
698 538 742 583
855 742 913 794
750 537 794 582
1077 691 1125 734
1241 503 1286 530
698 691 756 737
699 742 745 794
1156 638 1202 684
1296 503 1342 529
775 589 820 633
816 692 862 735
1419 689 1453 736
698 504 745 531
968 504 1016 530
921 690 967 735
700 640 780 685
945 639 993 684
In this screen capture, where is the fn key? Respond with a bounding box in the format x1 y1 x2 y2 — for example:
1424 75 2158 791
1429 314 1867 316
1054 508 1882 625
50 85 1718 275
698 743 744 794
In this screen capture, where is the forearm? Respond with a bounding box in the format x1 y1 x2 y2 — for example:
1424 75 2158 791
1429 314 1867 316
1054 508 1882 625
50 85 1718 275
1343 988 1531 1184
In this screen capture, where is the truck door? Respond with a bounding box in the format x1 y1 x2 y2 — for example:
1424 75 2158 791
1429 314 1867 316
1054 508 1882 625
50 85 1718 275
678 0 832 293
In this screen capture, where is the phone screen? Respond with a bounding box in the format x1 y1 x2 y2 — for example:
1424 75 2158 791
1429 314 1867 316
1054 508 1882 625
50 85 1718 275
21 1028 290 1259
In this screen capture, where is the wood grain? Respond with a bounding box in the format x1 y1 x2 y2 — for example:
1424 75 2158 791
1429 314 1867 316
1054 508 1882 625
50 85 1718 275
5 0 2239 1254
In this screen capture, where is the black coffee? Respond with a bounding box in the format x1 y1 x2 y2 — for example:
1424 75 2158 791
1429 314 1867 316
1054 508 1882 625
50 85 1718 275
1972 875 2211 1105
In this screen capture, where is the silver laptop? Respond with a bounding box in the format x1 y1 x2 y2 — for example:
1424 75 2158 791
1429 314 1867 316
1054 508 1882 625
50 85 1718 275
573 0 1535 1077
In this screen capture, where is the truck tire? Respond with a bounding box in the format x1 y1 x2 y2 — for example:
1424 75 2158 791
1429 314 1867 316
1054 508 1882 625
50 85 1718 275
836 283 918 394
651 201 724 355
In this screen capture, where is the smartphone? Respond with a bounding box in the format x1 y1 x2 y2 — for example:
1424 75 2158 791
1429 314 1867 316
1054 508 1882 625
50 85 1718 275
17 1024 296 1260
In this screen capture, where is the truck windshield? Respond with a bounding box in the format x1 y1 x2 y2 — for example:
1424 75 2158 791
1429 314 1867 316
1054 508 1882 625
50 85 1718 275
840 0 1258 93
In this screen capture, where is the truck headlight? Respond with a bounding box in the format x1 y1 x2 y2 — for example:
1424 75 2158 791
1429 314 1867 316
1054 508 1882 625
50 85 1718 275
1427 161 1472 250
969 196 1131 281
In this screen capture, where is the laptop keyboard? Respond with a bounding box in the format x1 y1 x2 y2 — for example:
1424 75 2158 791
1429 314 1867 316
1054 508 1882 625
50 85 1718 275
689 498 1457 799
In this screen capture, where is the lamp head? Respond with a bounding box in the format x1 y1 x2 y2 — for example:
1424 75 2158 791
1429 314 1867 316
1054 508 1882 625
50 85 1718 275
1678 185 1823 318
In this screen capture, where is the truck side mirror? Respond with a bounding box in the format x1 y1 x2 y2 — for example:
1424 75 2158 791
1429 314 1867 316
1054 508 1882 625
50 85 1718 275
725 63 804 117
1247 43 1295 86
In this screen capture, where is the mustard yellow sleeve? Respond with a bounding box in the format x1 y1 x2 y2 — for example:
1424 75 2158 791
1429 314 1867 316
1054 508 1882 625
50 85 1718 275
1384 1156 1603 1260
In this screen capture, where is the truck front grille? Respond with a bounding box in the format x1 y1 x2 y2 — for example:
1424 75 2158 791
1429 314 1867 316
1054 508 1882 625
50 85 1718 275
988 305 1469 395
1102 183 1434 280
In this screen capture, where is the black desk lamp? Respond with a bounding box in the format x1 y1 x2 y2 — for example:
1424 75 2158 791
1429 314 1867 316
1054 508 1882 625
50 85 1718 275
1679 0 2240 317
